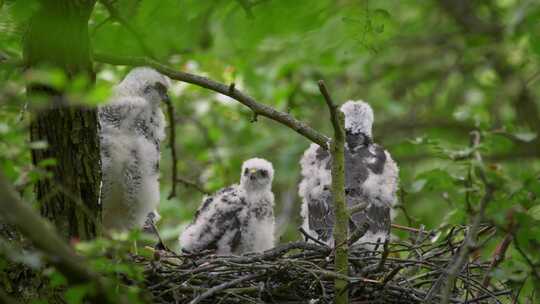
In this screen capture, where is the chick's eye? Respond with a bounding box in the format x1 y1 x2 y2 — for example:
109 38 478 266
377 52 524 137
259 170 268 178
144 85 153 93
244 168 249 175
155 82 166 93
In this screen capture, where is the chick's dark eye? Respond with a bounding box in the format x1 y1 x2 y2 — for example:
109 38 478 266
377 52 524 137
144 85 153 93
244 168 249 175
260 170 268 178
155 82 166 94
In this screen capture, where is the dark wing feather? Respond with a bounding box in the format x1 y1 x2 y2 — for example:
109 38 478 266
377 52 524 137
346 139 391 239
182 186 246 253
307 189 334 242
302 137 392 244
350 200 391 238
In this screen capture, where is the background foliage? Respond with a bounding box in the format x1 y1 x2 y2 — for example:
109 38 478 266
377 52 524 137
1 0 539 302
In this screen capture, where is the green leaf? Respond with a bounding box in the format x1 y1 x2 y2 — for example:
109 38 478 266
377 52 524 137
415 169 455 191
48 271 67 288
65 284 91 304
529 205 540 221
9 0 39 23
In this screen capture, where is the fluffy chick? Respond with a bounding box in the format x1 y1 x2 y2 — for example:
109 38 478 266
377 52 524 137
180 158 275 255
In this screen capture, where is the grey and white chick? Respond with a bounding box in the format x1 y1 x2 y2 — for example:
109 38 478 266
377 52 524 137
99 67 171 231
299 100 399 248
180 158 275 255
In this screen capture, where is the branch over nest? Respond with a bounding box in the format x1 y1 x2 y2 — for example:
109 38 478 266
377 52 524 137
137 227 512 304
94 53 330 148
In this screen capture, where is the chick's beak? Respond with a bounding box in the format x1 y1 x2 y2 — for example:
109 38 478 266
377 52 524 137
248 168 257 180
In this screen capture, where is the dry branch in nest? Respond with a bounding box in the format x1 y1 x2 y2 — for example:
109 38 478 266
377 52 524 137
136 226 512 304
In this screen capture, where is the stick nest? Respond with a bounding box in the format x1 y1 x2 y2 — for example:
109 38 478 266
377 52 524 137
137 226 511 304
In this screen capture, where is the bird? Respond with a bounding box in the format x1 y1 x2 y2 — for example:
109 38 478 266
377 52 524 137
299 100 399 248
179 158 275 255
99 67 171 231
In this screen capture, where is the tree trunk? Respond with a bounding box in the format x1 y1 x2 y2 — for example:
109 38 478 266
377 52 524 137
24 0 101 240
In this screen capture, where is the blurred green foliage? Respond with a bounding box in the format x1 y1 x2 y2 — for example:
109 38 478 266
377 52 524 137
1 0 540 302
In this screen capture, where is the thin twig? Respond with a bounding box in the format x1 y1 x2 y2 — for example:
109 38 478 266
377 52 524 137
481 232 512 288
188 273 262 304
391 224 431 235
165 98 179 200
299 226 330 248
175 176 210 195
513 236 540 281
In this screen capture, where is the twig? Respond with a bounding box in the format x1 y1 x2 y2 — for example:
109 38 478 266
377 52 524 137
165 98 179 200
391 224 431 235
382 266 404 286
175 176 210 195
397 188 415 226
480 232 512 287
180 114 225 168
94 53 330 148
299 226 330 248
464 290 513 304
376 240 390 271
513 236 540 281
188 273 262 304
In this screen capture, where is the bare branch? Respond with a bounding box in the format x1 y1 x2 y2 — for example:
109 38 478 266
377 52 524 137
93 53 330 148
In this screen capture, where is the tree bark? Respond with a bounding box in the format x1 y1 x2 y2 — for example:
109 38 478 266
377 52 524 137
24 0 101 240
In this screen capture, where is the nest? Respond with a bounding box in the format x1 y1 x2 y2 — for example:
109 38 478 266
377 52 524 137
138 226 512 304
